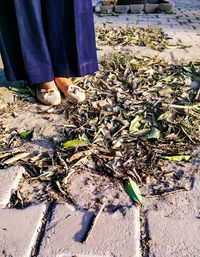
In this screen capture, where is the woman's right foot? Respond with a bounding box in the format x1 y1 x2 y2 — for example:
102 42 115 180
36 81 61 106
55 77 86 103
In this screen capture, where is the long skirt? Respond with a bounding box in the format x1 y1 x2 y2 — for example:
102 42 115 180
0 0 98 84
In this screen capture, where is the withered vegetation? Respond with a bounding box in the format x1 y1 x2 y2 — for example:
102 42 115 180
0 50 199 208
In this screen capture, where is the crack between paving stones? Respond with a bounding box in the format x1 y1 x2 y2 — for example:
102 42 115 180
30 203 56 257
80 202 106 243
141 210 151 257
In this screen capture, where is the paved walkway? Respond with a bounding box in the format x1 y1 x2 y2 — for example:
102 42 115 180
0 5 200 257
94 7 200 62
0 167 140 257
145 178 200 257
173 0 200 10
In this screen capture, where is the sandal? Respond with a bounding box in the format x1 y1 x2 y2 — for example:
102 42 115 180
36 86 61 106
54 77 86 103
65 84 86 103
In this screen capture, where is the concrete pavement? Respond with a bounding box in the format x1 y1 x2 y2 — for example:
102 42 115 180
39 204 140 257
0 167 140 257
144 178 200 257
94 7 200 62
0 2 200 256
173 0 200 10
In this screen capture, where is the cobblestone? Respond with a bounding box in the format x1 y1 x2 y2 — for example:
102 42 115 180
0 166 24 208
173 0 200 10
144 4 159 13
159 2 174 13
115 5 130 14
100 5 114 13
145 178 200 257
129 4 144 14
0 204 47 257
39 204 140 257
94 6 200 62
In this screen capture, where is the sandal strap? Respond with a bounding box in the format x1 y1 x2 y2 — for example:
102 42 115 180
40 88 57 95
67 84 84 93
37 86 61 106
66 84 86 103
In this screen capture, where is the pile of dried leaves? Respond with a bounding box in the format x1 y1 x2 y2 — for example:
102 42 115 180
1 51 200 208
96 26 191 51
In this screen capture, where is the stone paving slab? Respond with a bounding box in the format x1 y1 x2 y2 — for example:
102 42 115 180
39 204 140 257
97 44 200 64
92 0 200 11
94 12 200 32
145 177 200 257
0 204 47 257
173 0 200 10
94 9 200 63
0 166 25 208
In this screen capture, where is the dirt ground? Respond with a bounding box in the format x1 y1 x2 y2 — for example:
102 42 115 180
0 68 199 212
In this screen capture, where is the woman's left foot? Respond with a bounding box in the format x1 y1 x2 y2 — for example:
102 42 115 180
36 81 61 106
55 77 86 103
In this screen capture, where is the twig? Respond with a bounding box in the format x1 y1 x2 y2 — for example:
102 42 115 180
3 152 30 164
163 103 200 112
57 152 68 172
31 152 43 162
62 169 76 185
81 202 106 243
180 125 195 144
145 187 189 198
0 147 25 154
63 156 89 184
195 88 200 101
0 152 13 159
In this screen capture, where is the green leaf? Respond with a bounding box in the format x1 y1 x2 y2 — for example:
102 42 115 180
20 129 33 140
159 86 173 96
123 178 144 206
89 117 99 126
80 133 90 144
189 64 196 73
63 139 88 149
9 86 35 97
39 171 55 181
157 111 172 121
183 64 197 74
162 155 191 161
112 138 123 149
149 114 158 127
194 107 200 113
10 87 31 94
160 75 174 82
129 115 143 134
143 127 161 139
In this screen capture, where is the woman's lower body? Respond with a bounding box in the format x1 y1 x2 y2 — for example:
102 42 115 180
0 0 98 105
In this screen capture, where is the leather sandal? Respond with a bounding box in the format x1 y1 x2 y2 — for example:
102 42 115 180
36 86 61 106
64 84 86 103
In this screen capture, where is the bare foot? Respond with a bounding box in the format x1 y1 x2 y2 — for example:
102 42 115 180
37 81 61 106
55 77 86 103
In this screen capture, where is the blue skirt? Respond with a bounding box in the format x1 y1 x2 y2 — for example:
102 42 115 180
0 0 98 84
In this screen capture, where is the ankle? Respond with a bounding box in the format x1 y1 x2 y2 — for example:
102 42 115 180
39 80 56 89
55 77 73 85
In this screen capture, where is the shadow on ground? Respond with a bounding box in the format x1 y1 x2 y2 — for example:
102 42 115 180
0 68 26 88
